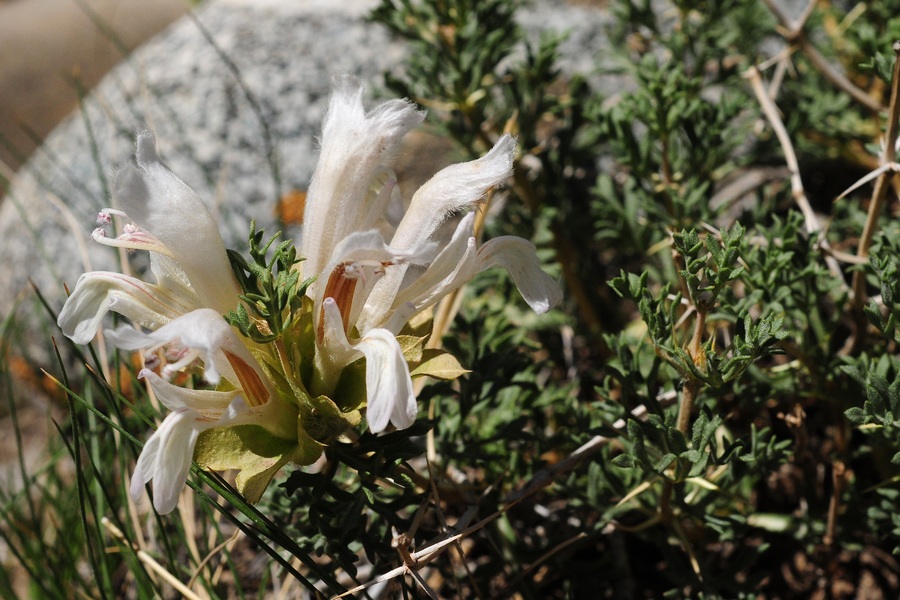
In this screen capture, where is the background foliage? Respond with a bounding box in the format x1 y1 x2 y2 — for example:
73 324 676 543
5 0 900 598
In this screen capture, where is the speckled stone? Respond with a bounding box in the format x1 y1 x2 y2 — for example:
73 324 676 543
0 0 612 371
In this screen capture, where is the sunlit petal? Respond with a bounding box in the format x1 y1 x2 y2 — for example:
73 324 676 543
477 236 563 314
57 271 196 344
378 212 479 331
139 368 239 416
130 408 204 514
355 328 417 433
301 76 425 278
104 308 262 387
364 135 516 325
391 135 516 251
114 130 241 315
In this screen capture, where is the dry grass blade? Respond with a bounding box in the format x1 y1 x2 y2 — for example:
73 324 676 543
102 517 204 600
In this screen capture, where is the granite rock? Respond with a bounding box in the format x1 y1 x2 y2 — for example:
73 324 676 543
0 0 613 374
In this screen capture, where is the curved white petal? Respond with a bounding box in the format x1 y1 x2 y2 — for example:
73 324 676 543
149 252 197 301
300 76 425 278
130 395 258 514
104 308 259 386
130 408 206 514
320 298 364 369
373 213 480 332
355 328 417 433
365 135 516 326
320 299 417 432
139 368 239 416
390 135 516 252
374 225 562 332
130 422 162 503
113 131 240 316
57 271 198 344
477 237 563 314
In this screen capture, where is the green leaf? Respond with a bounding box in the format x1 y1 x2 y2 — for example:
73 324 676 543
396 335 427 365
410 349 469 380
612 454 636 468
844 407 868 425
656 453 677 473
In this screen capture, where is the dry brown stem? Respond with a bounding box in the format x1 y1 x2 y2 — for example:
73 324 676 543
743 65 846 285
761 0 883 113
850 43 900 325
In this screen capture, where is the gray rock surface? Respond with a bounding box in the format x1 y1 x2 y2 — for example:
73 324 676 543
0 0 613 372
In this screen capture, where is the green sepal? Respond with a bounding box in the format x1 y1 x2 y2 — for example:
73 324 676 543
396 335 427 364
300 393 362 444
194 423 322 504
410 349 469 380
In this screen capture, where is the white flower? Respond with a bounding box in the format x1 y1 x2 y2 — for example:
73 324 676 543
58 131 241 344
299 77 562 432
57 133 290 513
128 369 244 514
108 310 295 514
56 78 564 513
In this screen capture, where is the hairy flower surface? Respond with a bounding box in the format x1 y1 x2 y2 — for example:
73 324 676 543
57 79 561 514
300 77 563 431
58 132 309 514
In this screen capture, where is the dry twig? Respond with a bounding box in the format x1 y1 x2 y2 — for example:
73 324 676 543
761 0 883 113
850 43 900 323
743 65 846 285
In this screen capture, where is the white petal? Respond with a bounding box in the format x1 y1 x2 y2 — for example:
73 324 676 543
313 230 434 334
149 252 196 301
331 230 399 265
383 213 480 328
357 215 476 333
310 297 364 398
477 237 563 314
355 329 417 432
139 369 239 416
114 131 240 316
130 425 160 502
320 298 363 368
390 135 516 252
130 408 206 514
366 136 516 325
300 77 425 278
57 271 197 344
104 308 258 386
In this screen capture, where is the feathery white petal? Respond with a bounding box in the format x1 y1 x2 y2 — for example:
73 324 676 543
390 135 516 252
364 136 516 327
300 77 425 277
